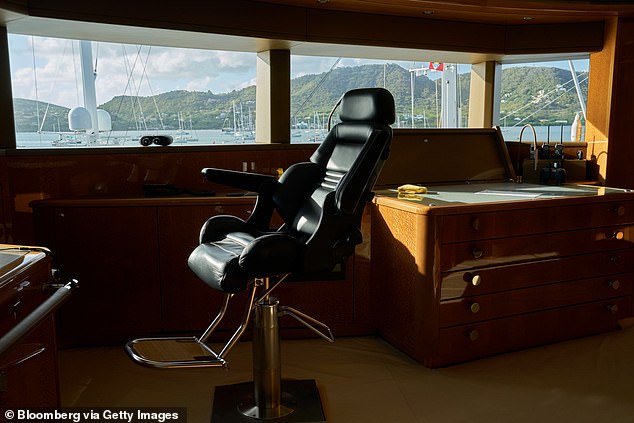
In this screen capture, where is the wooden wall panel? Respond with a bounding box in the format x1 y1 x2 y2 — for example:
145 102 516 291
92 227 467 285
504 21 604 53
1 145 317 244
306 8 505 53
26 0 308 40
10 0 604 55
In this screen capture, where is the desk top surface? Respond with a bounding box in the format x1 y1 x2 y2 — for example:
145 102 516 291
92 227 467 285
374 182 634 214
0 245 46 285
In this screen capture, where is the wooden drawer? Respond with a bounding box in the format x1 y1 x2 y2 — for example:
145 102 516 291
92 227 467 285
441 249 634 299
0 260 50 335
439 273 633 327
431 296 632 368
441 226 633 272
0 316 59 408
440 200 634 243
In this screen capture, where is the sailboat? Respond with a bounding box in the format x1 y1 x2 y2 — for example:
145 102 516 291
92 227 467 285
173 111 199 143
232 101 255 142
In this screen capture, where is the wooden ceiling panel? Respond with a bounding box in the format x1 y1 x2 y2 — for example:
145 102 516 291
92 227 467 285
253 0 634 24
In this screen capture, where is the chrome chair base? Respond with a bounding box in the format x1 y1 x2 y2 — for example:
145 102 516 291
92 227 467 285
213 379 326 423
125 276 333 421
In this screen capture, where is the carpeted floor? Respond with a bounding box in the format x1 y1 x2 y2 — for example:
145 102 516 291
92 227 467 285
59 328 634 423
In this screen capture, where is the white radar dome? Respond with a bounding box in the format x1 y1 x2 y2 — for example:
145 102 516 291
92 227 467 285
68 106 92 131
97 109 112 131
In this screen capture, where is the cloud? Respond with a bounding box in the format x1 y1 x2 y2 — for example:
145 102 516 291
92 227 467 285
291 55 340 78
9 37 84 107
8 35 448 108
8 35 257 107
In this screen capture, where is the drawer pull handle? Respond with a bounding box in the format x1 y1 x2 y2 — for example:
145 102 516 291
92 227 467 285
609 280 621 290
0 344 47 372
470 302 481 314
471 274 482 286
12 301 21 320
614 205 626 216
472 247 483 259
471 217 481 231
468 330 480 341
609 230 625 240
15 280 30 292
606 304 619 315
610 255 621 264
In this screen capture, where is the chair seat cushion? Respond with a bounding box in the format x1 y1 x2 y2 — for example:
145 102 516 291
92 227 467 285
188 239 248 293
188 231 303 293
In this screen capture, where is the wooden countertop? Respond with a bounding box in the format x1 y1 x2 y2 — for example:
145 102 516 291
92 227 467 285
373 182 634 215
30 194 258 208
0 245 46 287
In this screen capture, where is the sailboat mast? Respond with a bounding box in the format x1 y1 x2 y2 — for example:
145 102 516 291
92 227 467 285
80 40 99 135
441 64 458 128
568 60 586 120
232 101 237 133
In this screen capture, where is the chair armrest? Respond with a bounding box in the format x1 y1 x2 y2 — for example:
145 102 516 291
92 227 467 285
202 168 277 192
199 215 248 244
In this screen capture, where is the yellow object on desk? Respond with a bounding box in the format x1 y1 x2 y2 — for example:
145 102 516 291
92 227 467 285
397 184 428 200
397 184 427 194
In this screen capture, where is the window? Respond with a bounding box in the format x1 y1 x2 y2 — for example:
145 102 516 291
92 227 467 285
290 55 472 142
497 58 589 142
9 33 590 149
8 34 257 148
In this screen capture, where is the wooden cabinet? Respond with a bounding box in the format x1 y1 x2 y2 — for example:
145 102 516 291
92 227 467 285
0 248 59 408
371 188 634 368
157 204 253 333
33 204 163 345
32 196 368 346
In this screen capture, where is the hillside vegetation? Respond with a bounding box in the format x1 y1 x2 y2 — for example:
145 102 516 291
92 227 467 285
13 64 587 132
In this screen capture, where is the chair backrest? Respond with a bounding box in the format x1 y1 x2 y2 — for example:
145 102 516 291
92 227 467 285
274 87 395 270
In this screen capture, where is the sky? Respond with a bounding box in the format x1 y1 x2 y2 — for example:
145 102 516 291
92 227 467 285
7 34 589 109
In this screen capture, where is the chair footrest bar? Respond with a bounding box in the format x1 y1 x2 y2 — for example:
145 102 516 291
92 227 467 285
125 336 227 368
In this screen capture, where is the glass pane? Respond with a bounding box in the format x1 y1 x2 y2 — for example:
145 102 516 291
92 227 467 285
290 56 472 142
8 34 256 148
498 59 589 142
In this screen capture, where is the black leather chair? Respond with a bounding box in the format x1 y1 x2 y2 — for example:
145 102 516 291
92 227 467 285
126 87 395 422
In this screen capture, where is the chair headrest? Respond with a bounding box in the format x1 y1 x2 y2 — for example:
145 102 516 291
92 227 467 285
339 87 395 125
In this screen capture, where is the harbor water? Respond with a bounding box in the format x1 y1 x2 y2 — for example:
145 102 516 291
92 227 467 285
15 125 579 149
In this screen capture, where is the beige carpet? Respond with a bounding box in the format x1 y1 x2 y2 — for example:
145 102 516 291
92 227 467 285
60 328 634 422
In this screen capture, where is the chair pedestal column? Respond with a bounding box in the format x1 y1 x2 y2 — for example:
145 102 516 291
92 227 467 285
211 297 327 422
238 298 293 419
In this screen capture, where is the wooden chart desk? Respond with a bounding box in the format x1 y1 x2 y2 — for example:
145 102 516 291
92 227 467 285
0 246 60 408
371 182 634 368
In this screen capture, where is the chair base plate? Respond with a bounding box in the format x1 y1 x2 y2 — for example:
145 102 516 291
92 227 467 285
212 379 326 422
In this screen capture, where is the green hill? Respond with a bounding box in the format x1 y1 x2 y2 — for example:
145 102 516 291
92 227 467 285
499 66 586 125
13 98 71 133
12 64 587 132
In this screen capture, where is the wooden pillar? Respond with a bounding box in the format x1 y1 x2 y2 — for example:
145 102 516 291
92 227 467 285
256 49 290 144
585 17 617 186
0 27 15 242
585 17 634 189
0 26 16 149
603 18 634 189
468 61 497 128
